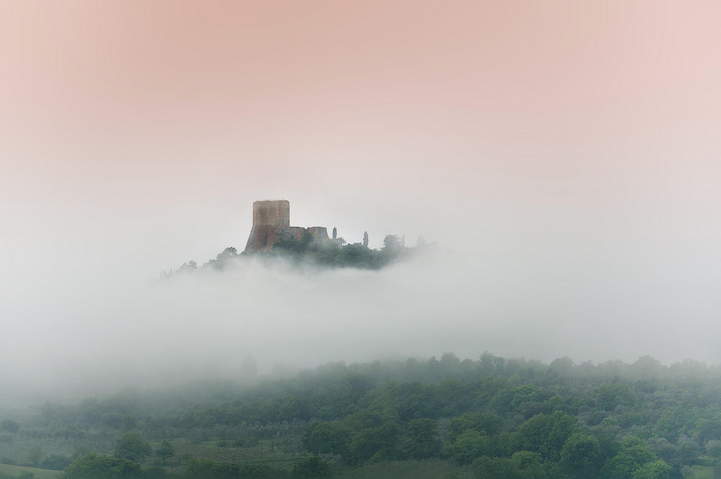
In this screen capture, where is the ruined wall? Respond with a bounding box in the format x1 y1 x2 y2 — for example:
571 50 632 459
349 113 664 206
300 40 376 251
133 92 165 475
244 200 333 253
307 227 329 242
253 200 290 227
244 225 305 252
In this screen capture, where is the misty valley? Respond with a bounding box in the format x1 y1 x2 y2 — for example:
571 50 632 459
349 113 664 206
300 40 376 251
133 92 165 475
2 354 721 479
5 2 721 479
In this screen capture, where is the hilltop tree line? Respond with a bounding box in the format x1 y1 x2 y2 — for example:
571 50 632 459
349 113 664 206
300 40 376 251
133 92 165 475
162 233 436 278
4 354 721 478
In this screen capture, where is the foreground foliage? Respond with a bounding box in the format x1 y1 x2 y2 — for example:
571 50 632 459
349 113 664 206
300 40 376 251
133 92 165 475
5 353 721 478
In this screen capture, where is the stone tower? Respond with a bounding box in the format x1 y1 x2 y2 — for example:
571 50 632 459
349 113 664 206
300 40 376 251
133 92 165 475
244 199 329 253
252 200 290 228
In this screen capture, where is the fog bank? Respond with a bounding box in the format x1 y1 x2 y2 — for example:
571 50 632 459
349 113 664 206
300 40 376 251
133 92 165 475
3 225 721 404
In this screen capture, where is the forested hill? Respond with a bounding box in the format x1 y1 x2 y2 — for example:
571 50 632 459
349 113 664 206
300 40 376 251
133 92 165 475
162 235 438 278
5 354 721 479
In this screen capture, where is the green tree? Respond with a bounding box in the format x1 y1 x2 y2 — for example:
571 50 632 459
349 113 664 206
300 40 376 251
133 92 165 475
292 456 332 479
560 433 600 477
601 437 655 479
447 413 503 443
517 411 577 461
696 419 721 443
303 421 353 458
207 247 238 270
708 440 721 458
27 446 45 467
511 451 548 478
452 430 493 465
72 447 92 461
61 454 142 479
472 456 532 479
350 423 400 464
632 460 672 479
120 415 137 432
510 384 543 409
114 432 151 463
654 407 699 443
383 235 400 249
0 420 19 433
596 383 634 411
495 432 526 458
405 418 440 459
675 435 701 465
156 440 174 464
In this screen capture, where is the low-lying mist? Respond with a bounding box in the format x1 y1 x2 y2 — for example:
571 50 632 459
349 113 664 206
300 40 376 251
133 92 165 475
4 229 721 407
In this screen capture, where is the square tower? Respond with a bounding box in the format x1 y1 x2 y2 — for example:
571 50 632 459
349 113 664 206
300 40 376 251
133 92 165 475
253 200 290 227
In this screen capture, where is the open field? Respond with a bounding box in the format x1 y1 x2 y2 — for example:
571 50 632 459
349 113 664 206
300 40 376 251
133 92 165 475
0 463 59 479
683 465 714 479
338 460 475 479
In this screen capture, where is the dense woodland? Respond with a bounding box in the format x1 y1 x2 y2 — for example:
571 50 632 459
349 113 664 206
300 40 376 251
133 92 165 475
3 354 721 478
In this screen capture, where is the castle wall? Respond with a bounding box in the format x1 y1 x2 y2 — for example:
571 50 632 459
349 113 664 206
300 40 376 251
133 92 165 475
244 225 305 252
244 201 332 253
307 227 329 242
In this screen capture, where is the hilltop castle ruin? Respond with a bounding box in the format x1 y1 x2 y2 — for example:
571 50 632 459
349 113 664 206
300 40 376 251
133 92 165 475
244 200 331 252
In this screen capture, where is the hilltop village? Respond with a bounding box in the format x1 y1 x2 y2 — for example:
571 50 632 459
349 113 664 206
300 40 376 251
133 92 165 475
162 200 431 277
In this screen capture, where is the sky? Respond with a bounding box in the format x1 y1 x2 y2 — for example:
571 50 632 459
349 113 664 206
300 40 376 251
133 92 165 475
2 1 721 397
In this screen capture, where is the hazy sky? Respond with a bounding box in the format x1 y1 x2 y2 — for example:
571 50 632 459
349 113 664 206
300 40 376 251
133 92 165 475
2 1 721 397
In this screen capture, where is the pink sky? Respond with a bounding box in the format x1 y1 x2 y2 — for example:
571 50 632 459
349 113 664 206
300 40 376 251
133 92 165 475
3 1 720 179
2 1 718 239
2 0 721 263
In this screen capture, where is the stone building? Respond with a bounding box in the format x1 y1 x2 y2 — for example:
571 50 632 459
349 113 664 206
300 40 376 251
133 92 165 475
244 200 330 252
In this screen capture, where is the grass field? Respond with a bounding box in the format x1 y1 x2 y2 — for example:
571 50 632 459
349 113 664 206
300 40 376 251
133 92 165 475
0 463 59 479
683 465 714 479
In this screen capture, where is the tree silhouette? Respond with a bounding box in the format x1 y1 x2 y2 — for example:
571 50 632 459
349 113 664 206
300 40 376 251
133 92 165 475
114 433 151 462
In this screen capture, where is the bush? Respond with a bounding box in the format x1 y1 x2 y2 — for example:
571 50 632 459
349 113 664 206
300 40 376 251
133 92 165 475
61 454 142 479
708 440 721 458
292 457 332 479
114 433 151 462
